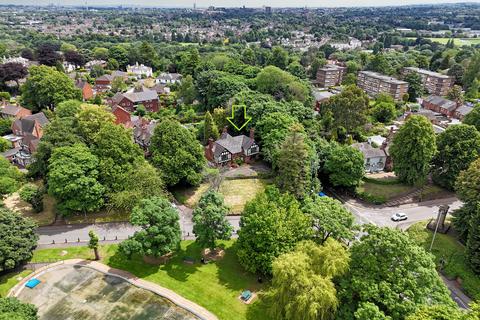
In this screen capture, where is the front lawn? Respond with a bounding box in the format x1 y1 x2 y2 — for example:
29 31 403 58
0 269 32 297
30 240 270 320
408 222 480 300
356 176 417 204
173 178 268 214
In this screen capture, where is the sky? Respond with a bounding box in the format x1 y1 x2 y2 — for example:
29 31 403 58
0 0 479 8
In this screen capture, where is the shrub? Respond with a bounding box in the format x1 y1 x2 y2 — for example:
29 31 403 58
19 184 44 213
356 191 387 205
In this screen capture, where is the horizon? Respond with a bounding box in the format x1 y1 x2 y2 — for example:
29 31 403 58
0 0 479 9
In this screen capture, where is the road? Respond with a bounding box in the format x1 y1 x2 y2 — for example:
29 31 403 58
36 205 241 246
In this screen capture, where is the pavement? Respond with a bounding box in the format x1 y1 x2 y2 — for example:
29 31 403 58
36 205 241 247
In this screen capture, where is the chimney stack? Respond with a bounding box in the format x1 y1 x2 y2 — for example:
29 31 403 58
249 127 255 140
223 126 228 133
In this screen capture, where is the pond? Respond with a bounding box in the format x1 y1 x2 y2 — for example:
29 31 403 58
16 265 201 320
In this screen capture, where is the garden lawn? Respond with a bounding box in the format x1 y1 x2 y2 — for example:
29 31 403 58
173 178 268 214
31 240 270 320
0 270 32 297
357 177 417 204
408 222 480 300
65 209 131 224
219 179 268 214
3 193 56 226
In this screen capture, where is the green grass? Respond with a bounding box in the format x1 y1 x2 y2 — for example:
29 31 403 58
0 270 32 297
173 179 268 214
357 178 417 203
408 222 480 300
32 241 270 320
2 192 56 227
64 209 131 224
406 37 480 46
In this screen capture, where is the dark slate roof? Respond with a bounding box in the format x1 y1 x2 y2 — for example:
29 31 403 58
424 95 457 111
157 72 182 81
212 133 256 158
1 104 24 116
352 142 386 159
123 89 158 103
14 112 49 134
455 105 473 116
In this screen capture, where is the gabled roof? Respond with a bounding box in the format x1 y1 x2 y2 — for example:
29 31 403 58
352 142 386 159
1 104 31 117
424 95 457 111
212 133 256 158
455 105 473 116
122 89 158 103
157 72 182 81
13 112 49 135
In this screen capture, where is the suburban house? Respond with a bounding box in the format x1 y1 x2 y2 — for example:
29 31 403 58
0 102 32 119
352 142 388 173
157 72 182 84
2 112 49 167
94 71 129 92
133 119 158 151
111 88 159 113
75 80 94 101
313 90 336 111
453 105 473 120
85 60 107 70
205 128 260 166
127 63 153 78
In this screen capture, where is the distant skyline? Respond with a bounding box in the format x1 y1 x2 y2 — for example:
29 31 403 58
0 0 479 8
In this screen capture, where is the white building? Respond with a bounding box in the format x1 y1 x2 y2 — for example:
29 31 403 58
127 62 153 78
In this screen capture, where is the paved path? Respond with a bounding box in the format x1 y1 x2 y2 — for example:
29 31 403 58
10 259 217 320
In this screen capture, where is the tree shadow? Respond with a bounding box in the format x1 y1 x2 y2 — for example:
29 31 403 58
214 242 265 293
105 242 201 282
245 292 273 320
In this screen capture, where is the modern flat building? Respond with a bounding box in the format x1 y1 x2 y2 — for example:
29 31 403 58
357 71 409 101
403 67 453 96
314 64 346 88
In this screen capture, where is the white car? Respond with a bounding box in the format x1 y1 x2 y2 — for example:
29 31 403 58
391 212 408 222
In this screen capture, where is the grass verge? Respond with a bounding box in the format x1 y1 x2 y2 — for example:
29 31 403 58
408 222 480 300
0 269 32 297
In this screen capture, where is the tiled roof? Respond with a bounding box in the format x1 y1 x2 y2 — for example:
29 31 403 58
352 142 386 159
212 133 255 158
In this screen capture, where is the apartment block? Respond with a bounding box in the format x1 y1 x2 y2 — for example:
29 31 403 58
357 71 409 101
403 67 453 96
314 64 346 88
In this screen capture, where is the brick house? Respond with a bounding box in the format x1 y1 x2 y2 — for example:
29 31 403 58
4 112 49 167
422 95 458 117
205 128 260 166
75 80 94 101
111 89 159 113
0 102 32 119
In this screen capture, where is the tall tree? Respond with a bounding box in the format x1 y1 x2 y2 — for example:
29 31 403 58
203 111 219 144
464 52 480 91
447 85 464 106
76 104 115 144
36 43 62 66
0 208 38 272
192 191 233 251
119 196 181 258
404 72 424 102
150 119 205 186
177 74 196 104
47 143 105 215
337 226 455 320
302 196 355 244
21 65 81 112
390 115 436 185
237 186 313 275
466 205 480 273
324 144 364 188
324 85 369 133
268 240 349 320
0 62 28 87
463 104 480 131
432 124 480 190
276 124 319 199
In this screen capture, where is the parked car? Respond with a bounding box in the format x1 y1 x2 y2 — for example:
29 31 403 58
391 212 408 221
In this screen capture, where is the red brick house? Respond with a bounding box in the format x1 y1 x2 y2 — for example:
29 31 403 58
422 95 458 117
205 128 260 166
75 80 94 101
0 102 32 119
111 89 159 113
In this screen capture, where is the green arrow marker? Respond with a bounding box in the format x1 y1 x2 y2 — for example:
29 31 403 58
227 104 252 131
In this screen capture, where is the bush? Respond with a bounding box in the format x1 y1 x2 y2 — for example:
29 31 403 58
362 177 400 185
19 184 44 213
